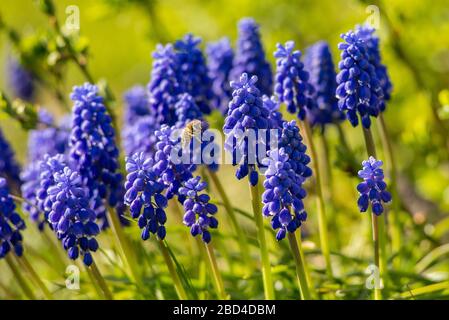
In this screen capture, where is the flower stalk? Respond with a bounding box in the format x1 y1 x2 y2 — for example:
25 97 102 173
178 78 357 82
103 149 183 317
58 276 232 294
88 261 113 300
15 254 53 300
207 169 252 270
158 240 188 300
204 243 227 299
299 120 333 278
5 254 36 300
249 181 275 300
287 232 312 300
362 127 388 300
377 113 402 265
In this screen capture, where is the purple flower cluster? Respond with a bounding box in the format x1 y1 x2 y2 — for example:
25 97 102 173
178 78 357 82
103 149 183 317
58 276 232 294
223 73 271 186
0 177 26 259
175 34 213 115
304 41 344 129
274 41 316 120
175 93 203 126
356 25 392 109
69 83 123 229
357 157 392 215
148 44 181 126
230 18 273 96
0 128 21 188
123 86 150 124
207 38 234 114
179 176 218 243
36 154 100 265
262 121 311 240
153 125 194 202
8 58 35 101
124 153 168 241
122 85 157 158
21 112 71 230
336 30 384 128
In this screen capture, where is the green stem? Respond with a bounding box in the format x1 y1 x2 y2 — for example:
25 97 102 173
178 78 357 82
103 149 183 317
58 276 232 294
249 180 275 300
106 208 141 287
89 261 113 300
362 126 388 300
378 113 402 265
5 254 36 300
15 254 53 300
299 120 333 278
208 169 252 270
295 232 315 298
204 243 228 299
42 228 67 272
158 240 188 300
287 232 312 300
84 262 104 299
319 133 341 250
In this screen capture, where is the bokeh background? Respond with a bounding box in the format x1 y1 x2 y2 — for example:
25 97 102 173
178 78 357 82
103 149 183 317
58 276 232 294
1 0 449 299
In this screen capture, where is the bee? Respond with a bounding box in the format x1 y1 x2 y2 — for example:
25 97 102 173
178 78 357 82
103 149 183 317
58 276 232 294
181 119 209 150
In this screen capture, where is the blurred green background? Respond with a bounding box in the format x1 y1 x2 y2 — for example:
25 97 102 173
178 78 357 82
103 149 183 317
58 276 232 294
1 0 449 299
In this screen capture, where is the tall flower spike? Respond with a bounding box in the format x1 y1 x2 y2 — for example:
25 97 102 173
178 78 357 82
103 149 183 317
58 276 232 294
304 41 345 129
124 153 168 241
223 73 271 186
0 177 26 259
7 58 35 101
274 41 316 120
69 83 123 229
123 86 151 125
37 155 100 265
148 44 181 126
230 18 273 96
206 38 234 114
357 156 392 215
336 30 384 128
356 25 393 109
175 93 203 126
21 113 70 230
0 127 21 189
263 95 284 130
175 34 213 115
153 125 195 202
262 121 312 240
179 176 218 243
122 115 158 158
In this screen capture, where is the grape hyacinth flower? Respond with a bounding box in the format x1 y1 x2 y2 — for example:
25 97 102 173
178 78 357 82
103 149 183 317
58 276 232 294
175 93 203 127
223 73 271 186
179 176 218 243
274 41 316 120
122 115 158 158
36 154 100 265
148 44 181 126
357 156 392 215
263 95 284 130
336 30 384 128
0 127 21 188
0 177 26 259
69 83 123 229
175 34 214 115
7 58 35 101
356 25 392 107
124 153 168 241
123 86 150 124
262 121 312 240
230 18 273 96
304 41 344 129
153 125 194 202
206 38 234 114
